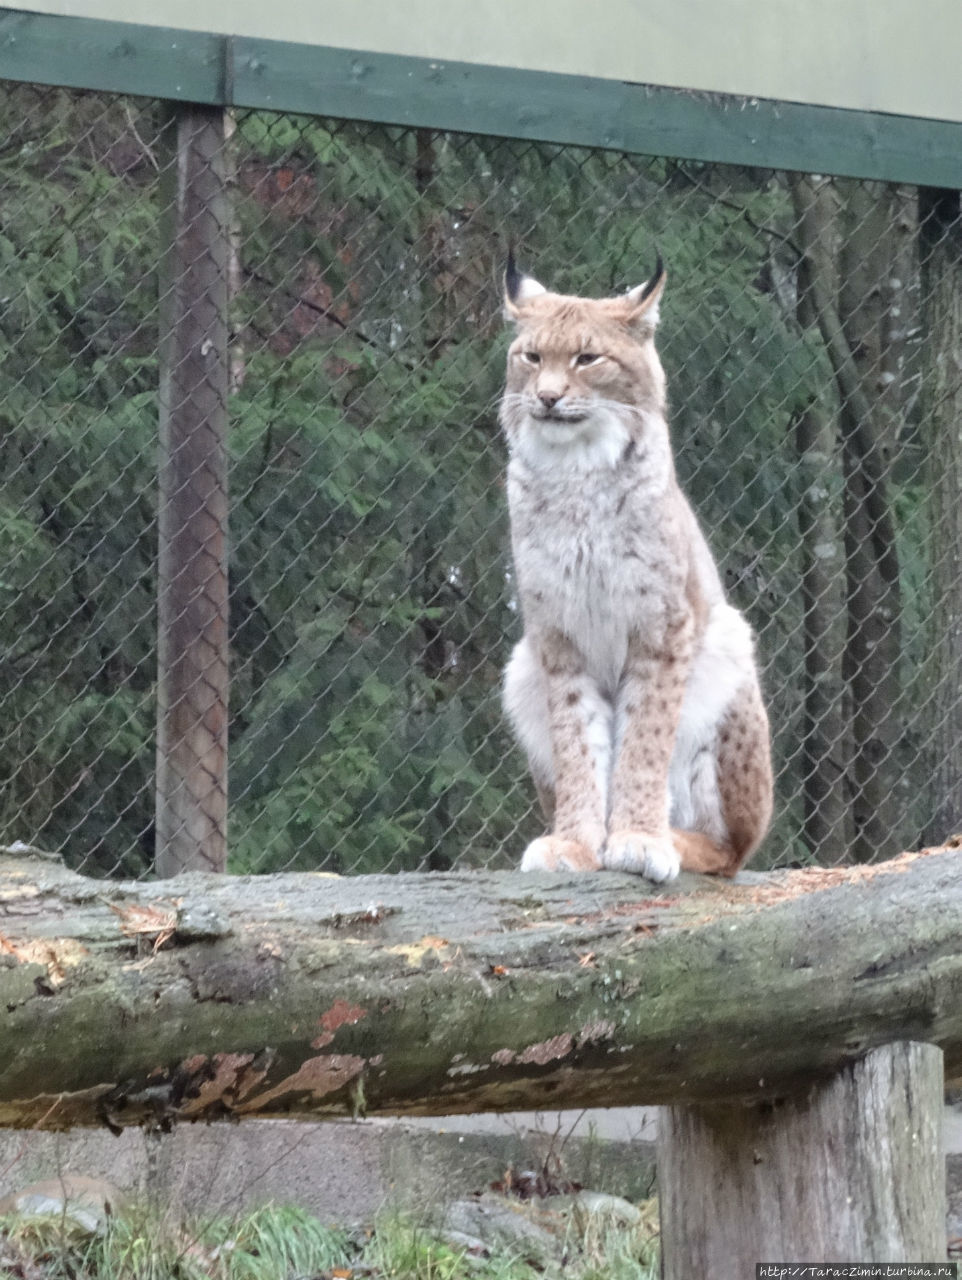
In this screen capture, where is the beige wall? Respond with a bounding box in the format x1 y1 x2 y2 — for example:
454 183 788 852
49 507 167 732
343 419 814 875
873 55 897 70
5 0 961 123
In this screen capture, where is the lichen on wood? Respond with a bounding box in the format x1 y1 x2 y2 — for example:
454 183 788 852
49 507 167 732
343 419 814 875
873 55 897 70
1 843 961 1130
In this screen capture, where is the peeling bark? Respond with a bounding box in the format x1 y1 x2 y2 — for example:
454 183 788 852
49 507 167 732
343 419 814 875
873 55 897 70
1 845 961 1130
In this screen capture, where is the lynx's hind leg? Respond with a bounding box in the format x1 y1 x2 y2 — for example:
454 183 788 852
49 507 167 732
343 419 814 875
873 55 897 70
669 605 772 875
713 680 773 873
669 683 772 876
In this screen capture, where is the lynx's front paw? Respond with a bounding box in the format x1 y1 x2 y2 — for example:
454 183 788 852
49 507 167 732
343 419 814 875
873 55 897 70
604 830 680 883
520 836 602 872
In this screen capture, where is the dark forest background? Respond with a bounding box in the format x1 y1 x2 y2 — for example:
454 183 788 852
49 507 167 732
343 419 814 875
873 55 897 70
1 86 959 876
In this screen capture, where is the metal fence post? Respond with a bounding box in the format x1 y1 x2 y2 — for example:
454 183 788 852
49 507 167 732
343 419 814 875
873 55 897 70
156 102 230 876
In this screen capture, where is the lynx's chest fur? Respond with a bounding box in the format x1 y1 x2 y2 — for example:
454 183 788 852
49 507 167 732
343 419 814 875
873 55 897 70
507 417 684 694
498 254 772 883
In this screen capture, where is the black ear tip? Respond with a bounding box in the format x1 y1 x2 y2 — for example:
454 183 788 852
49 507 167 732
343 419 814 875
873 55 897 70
640 250 666 301
504 243 523 303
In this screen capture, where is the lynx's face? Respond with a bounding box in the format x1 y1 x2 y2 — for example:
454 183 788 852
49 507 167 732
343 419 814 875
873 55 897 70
499 259 667 459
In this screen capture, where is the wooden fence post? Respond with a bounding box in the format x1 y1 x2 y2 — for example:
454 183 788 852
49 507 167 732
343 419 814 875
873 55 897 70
658 1041 945 1277
156 103 230 876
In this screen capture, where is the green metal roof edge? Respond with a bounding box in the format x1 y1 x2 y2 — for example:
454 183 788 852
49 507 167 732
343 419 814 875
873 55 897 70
1 8 960 187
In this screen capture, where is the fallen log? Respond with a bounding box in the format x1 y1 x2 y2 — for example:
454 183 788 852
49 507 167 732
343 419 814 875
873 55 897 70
1 843 960 1130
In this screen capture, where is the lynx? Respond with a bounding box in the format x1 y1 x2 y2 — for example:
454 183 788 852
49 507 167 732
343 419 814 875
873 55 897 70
500 253 773 882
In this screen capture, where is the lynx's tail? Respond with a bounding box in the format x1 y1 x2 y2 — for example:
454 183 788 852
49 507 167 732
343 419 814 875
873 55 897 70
671 828 741 877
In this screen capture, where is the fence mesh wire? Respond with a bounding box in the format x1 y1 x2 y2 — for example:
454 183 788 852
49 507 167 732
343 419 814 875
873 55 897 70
1 81 959 878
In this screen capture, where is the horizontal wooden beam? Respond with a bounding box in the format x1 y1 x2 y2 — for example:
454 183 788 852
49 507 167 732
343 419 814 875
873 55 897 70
0 9 224 102
1 10 962 188
0 844 960 1129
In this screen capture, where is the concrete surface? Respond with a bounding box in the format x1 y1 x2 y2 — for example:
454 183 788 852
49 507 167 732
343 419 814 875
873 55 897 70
0 1105 957 1224
0 1110 658 1222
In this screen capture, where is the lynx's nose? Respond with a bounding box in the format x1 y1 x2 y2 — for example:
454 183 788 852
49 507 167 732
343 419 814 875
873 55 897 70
538 390 561 409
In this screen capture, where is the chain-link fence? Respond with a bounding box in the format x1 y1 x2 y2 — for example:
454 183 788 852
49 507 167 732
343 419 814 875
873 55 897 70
1 81 959 878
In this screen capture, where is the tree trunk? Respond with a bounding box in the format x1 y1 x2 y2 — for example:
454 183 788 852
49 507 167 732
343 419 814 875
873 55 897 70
919 187 962 844
789 175 850 861
793 178 908 863
836 180 908 862
156 104 230 876
1 844 961 1129
658 1041 945 1277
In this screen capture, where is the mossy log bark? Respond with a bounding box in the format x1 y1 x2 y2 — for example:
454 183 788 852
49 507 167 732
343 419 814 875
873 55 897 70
1 844 961 1131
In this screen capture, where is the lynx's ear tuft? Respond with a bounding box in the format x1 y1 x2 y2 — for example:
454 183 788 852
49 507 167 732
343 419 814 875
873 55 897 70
504 247 547 320
623 254 667 331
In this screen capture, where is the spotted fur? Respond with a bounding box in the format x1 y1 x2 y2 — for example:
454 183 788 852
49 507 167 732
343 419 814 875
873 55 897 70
500 259 772 881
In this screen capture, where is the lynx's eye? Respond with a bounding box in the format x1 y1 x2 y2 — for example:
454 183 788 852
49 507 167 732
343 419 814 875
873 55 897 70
574 352 601 367
521 350 541 365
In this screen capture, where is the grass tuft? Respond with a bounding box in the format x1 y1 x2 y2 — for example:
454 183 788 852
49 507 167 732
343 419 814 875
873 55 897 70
0 1193 660 1279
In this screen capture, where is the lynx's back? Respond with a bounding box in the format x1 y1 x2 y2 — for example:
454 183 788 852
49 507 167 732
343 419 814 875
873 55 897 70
499 256 773 882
